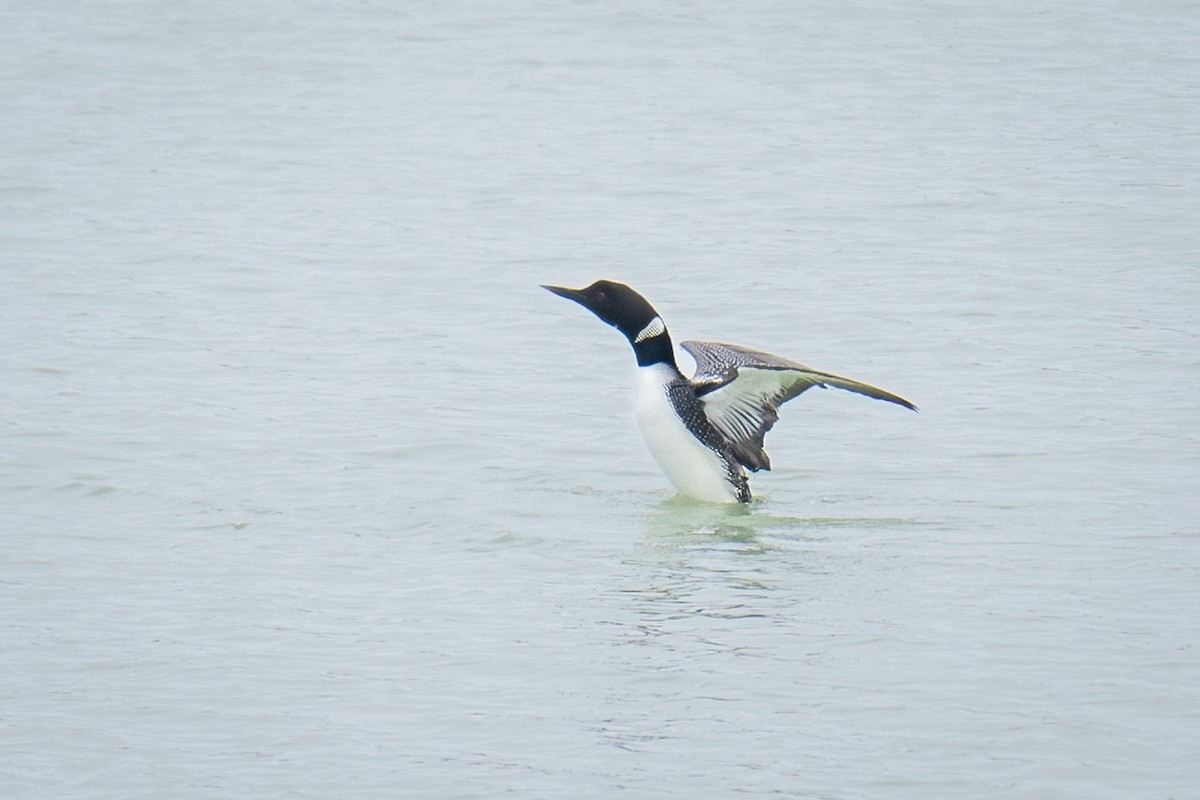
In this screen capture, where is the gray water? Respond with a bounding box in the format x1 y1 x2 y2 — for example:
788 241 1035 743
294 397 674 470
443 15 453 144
3 2 1198 798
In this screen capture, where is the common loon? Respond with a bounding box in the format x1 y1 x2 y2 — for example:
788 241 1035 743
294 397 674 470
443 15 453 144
542 279 916 503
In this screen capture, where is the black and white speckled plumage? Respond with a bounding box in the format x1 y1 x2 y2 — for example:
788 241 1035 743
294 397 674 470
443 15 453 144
665 379 751 503
542 280 916 503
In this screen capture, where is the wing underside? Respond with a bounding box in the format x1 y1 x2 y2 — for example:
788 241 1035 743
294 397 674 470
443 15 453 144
681 340 916 471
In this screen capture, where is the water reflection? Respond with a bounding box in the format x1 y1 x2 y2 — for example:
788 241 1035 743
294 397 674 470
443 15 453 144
594 501 849 753
612 501 836 642
640 495 905 546
612 499 913 650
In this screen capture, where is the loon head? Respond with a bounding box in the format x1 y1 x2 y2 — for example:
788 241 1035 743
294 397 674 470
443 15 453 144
542 280 674 367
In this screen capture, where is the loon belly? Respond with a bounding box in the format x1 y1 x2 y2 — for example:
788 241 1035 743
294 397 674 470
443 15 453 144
633 364 741 503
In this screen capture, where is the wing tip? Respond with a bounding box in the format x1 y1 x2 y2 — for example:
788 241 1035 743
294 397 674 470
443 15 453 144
883 394 919 412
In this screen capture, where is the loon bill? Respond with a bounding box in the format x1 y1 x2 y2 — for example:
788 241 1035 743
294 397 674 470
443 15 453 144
542 279 916 503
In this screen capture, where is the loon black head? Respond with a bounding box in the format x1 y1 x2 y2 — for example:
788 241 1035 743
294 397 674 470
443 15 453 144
541 280 675 367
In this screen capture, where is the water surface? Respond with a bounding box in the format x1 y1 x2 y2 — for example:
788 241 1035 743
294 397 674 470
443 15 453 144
3 2 1198 798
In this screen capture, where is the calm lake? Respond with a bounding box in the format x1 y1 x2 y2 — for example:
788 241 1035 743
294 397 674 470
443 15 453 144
3 2 1198 798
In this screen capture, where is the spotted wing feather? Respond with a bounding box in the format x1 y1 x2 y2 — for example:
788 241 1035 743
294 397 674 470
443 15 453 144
680 340 916 472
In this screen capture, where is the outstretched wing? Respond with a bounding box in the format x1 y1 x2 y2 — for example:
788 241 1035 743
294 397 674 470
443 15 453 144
680 340 917 472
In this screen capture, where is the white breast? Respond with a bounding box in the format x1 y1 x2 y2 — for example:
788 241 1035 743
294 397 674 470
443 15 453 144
633 364 740 503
